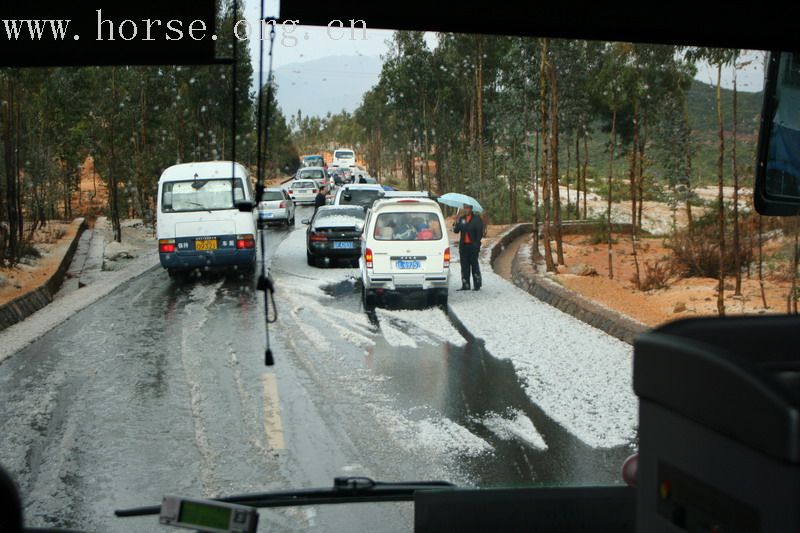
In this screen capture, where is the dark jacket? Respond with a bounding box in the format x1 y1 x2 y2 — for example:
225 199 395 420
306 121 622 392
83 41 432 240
314 192 326 210
453 213 484 247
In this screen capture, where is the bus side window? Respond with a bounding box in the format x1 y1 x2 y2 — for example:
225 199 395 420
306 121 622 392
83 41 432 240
162 185 173 211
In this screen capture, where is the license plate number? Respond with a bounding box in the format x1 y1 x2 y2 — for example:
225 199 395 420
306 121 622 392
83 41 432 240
195 239 218 251
265 212 274 218
334 241 354 249
396 260 421 269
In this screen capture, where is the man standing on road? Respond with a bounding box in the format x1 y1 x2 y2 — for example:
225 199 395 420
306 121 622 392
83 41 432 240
314 185 327 212
453 203 484 291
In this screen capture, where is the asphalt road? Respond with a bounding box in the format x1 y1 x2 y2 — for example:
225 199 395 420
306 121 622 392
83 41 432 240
0 206 631 532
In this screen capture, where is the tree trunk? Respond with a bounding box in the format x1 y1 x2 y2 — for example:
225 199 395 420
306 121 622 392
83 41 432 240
607 109 616 280
548 61 564 266
574 132 581 219
540 39 555 272
476 35 485 205
582 132 589 220
715 63 726 317
3 77 19 262
109 67 122 243
630 102 641 289
758 214 768 309
732 59 742 296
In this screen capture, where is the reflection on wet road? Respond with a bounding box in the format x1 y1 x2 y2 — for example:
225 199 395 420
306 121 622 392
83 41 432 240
0 206 632 532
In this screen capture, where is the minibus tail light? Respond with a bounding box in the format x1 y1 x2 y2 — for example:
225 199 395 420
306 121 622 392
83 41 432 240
236 234 256 249
444 247 451 268
365 248 373 269
159 239 176 253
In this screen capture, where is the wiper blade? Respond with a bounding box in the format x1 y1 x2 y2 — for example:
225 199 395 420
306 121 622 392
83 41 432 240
115 476 456 517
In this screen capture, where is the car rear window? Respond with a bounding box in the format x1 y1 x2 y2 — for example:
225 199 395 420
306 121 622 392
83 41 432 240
299 169 325 179
263 191 283 201
339 189 382 208
373 212 443 241
293 181 315 189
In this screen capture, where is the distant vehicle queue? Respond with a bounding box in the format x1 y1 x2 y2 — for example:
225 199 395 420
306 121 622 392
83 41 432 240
158 159 451 309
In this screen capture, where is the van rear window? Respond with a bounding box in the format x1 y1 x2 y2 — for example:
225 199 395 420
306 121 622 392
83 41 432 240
373 212 443 241
162 178 245 212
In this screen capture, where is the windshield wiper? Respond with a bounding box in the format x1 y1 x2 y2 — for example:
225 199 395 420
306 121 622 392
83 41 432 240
183 201 213 213
115 477 456 517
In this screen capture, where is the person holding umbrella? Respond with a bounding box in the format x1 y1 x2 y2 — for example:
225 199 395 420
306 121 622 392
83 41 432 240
453 203 484 291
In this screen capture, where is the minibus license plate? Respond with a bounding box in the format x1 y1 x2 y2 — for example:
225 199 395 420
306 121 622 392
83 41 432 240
396 260 421 270
195 239 217 251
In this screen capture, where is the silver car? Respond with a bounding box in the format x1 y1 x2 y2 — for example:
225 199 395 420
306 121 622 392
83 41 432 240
258 187 295 228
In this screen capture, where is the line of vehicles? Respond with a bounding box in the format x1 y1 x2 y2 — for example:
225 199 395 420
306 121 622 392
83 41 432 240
156 161 450 308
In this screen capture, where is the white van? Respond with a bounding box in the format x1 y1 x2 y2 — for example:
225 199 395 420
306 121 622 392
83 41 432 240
331 148 356 168
360 198 450 308
157 161 257 276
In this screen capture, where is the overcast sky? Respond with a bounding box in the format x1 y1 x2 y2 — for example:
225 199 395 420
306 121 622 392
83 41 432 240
243 1 765 94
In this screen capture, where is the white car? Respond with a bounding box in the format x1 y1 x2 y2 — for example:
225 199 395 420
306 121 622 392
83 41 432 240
331 148 356 169
258 187 295 228
333 183 385 210
360 197 450 308
287 179 320 204
296 166 327 189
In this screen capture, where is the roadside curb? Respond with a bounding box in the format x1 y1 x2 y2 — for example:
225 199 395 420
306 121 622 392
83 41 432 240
0 252 159 364
486 223 649 345
0 218 86 332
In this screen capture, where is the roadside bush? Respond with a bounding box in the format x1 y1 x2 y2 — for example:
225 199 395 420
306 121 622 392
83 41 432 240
666 207 754 278
636 259 674 291
19 243 41 259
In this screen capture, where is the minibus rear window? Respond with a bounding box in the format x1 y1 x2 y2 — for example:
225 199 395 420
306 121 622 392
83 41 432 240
373 212 443 241
162 178 245 212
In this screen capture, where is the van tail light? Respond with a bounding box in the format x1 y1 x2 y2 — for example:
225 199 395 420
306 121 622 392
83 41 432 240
159 239 176 253
365 248 373 269
310 232 327 242
444 247 451 268
236 234 256 249
279 201 286 209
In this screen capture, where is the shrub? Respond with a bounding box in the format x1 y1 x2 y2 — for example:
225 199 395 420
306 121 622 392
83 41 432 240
636 259 674 291
666 208 754 278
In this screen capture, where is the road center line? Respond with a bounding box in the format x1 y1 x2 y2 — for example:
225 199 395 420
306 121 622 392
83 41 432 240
262 372 286 450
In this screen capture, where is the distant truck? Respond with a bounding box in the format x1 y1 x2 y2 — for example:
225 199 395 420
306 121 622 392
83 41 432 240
301 154 326 168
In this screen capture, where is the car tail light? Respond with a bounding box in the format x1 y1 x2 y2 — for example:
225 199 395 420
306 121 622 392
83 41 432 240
444 247 451 268
365 248 373 269
310 232 327 242
159 239 176 253
279 201 286 209
312 189 317 194
288 189 293 194
398 199 419 203
236 234 256 249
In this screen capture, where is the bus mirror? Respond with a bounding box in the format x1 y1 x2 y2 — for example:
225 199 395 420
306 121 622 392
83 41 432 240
756 51 800 215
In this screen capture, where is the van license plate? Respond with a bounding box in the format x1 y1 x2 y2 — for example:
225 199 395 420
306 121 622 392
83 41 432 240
195 239 218 251
396 260 421 270
334 241 354 249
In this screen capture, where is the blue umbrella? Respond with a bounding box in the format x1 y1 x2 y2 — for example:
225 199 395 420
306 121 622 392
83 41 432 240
382 185 396 191
437 192 483 213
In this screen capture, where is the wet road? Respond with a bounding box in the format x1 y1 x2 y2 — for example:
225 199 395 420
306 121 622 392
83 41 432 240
0 206 632 532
